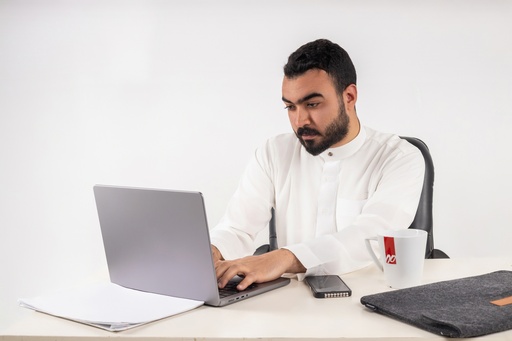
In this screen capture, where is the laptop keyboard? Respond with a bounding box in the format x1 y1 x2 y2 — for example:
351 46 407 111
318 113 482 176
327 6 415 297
218 280 257 298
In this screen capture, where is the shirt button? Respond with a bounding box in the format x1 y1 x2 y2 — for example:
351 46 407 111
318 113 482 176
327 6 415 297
328 152 333 156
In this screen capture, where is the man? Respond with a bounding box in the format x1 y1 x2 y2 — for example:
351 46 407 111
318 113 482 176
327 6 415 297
210 39 424 291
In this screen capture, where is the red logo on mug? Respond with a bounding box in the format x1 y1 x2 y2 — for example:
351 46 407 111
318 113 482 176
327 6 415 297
384 237 397 264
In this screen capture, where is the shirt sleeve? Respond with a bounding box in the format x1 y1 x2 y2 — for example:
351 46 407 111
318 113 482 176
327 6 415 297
209 142 276 261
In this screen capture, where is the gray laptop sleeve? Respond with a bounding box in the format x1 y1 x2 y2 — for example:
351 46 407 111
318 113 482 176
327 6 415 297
360 270 512 338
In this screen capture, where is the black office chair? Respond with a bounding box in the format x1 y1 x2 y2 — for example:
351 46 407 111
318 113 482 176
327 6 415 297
254 136 449 259
401 136 448 259
253 208 278 255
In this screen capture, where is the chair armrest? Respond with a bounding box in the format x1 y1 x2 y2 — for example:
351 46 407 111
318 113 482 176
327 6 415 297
254 244 270 256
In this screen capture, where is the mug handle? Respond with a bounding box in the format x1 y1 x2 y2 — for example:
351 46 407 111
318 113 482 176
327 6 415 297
364 237 383 271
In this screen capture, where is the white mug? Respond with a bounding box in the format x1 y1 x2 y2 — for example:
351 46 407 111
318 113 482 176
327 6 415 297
365 229 427 289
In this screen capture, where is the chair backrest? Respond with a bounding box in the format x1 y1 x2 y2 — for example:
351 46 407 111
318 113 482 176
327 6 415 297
268 207 278 251
256 136 442 259
399 136 435 258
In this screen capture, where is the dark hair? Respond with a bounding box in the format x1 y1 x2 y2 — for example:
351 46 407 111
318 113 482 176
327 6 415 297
283 39 357 94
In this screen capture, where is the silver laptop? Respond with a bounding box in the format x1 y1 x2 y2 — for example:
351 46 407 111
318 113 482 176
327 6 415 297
93 184 290 307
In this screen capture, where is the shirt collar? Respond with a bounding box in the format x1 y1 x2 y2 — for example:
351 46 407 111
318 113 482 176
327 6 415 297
319 126 367 162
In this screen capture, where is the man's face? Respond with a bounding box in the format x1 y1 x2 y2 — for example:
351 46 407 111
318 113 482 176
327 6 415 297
282 69 350 156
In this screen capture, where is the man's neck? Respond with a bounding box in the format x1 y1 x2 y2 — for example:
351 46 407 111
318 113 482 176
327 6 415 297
332 116 360 148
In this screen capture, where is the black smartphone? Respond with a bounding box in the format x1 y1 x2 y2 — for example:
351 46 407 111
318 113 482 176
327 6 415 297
305 275 352 298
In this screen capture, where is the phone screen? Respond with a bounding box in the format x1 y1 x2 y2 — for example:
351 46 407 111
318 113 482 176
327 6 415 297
307 276 349 292
305 275 351 298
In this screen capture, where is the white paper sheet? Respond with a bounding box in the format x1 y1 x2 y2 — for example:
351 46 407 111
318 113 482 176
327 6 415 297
19 282 204 331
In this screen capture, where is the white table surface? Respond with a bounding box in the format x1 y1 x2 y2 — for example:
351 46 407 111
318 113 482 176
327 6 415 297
2 257 512 340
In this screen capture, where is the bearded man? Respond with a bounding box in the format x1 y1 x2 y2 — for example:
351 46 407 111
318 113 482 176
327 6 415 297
210 39 424 291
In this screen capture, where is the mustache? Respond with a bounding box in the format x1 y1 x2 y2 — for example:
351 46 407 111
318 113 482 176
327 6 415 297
297 126 320 136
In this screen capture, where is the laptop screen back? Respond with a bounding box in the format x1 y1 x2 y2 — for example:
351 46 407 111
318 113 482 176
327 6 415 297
94 185 219 304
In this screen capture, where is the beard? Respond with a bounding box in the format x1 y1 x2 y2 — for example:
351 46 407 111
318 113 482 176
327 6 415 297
296 102 350 156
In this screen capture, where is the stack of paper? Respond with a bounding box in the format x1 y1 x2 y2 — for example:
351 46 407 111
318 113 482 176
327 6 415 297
19 282 204 331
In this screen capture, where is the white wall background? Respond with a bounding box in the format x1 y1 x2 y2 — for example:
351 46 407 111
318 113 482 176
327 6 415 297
1 0 511 330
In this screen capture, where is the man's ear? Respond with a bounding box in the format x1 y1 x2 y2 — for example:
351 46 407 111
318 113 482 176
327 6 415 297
343 84 357 111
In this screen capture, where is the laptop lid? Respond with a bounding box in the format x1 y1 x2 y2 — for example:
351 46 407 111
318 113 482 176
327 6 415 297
93 185 289 307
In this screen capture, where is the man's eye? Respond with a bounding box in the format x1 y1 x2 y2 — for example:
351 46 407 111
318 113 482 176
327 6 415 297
284 105 295 111
307 102 319 108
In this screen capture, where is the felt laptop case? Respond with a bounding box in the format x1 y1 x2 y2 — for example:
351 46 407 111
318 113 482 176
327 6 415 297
360 270 512 338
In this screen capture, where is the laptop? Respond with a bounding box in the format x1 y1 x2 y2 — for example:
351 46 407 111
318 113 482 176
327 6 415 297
93 184 290 307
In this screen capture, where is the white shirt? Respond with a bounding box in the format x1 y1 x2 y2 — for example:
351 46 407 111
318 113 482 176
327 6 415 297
210 126 425 278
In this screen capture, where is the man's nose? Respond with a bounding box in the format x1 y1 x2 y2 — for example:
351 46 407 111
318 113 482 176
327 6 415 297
294 107 310 127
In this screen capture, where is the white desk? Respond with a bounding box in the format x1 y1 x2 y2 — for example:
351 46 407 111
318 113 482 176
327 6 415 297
3 257 512 340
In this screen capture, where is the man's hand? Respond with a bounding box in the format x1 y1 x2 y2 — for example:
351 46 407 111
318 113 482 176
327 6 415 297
214 248 306 290
211 245 224 262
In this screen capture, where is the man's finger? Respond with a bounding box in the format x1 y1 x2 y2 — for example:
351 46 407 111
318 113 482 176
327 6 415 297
236 273 257 291
217 263 246 288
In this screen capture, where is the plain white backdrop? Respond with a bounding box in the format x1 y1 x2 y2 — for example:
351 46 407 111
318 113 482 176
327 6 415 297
1 0 511 330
